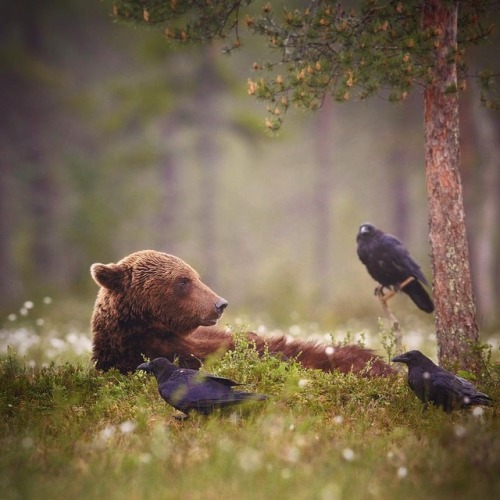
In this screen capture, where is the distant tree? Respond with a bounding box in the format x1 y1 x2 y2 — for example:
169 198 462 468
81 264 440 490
1 1 69 299
194 44 224 289
111 0 500 371
312 97 334 301
461 90 500 328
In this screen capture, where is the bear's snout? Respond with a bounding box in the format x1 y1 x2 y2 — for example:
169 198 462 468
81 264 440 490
215 298 228 316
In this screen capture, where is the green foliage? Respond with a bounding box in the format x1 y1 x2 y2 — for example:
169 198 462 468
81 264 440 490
378 318 399 359
113 0 253 46
1 338 499 499
112 0 500 128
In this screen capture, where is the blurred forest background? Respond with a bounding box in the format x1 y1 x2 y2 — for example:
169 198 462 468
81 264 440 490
1 0 499 350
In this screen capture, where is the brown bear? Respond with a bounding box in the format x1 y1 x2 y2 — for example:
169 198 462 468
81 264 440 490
91 250 394 377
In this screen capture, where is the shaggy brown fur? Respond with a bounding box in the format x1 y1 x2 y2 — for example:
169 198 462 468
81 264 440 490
91 250 395 377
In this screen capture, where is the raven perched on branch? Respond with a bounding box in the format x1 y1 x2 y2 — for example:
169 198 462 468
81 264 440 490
138 358 267 417
356 223 434 313
392 350 493 412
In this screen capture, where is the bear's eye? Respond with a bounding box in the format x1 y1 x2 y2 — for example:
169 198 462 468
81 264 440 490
175 277 191 296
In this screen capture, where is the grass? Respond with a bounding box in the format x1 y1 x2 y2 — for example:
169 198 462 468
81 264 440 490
1 330 499 500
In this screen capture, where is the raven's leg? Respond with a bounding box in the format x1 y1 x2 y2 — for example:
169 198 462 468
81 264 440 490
398 276 415 291
375 285 396 302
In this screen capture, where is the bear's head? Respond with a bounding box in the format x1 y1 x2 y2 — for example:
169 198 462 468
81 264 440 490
91 250 228 335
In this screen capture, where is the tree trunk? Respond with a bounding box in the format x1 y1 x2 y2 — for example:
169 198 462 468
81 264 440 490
470 104 499 327
0 157 21 311
195 44 221 289
157 120 181 255
23 7 66 293
313 96 334 300
422 0 481 371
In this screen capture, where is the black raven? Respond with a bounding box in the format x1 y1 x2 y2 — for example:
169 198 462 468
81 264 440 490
137 358 267 416
392 350 493 412
356 223 434 313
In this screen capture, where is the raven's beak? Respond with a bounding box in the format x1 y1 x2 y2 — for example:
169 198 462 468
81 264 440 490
137 362 152 372
391 354 408 363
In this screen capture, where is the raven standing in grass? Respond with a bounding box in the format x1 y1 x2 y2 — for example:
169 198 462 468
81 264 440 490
137 358 267 416
356 223 434 313
392 350 493 412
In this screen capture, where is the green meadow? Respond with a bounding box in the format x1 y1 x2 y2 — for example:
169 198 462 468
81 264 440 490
1 328 498 500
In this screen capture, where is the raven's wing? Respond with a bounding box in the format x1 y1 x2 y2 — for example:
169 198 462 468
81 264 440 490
455 376 492 406
203 374 243 387
378 234 428 285
174 369 242 387
358 232 426 286
180 387 264 414
160 372 261 413
428 372 471 411
407 366 429 403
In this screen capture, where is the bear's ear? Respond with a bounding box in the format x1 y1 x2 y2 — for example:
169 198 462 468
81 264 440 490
91 263 125 291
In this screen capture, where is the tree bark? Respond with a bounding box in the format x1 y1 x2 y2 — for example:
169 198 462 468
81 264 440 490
422 0 481 371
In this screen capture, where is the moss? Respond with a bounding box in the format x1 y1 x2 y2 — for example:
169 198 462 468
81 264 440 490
0 342 498 500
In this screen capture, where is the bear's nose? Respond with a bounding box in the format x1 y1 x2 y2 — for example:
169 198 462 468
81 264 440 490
215 299 228 314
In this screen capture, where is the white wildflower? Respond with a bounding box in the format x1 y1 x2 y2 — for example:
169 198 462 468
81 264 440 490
50 338 66 350
4 328 39 355
101 426 115 439
66 332 79 344
284 446 300 463
64 331 91 354
397 466 408 478
238 447 262 472
472 406 484 418
139 453 152 464
119 420 136 434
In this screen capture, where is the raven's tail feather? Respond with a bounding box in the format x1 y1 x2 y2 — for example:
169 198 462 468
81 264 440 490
211 392 267 410
470 393 493 407
234 392 268 402
402 280 434 313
